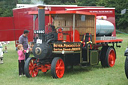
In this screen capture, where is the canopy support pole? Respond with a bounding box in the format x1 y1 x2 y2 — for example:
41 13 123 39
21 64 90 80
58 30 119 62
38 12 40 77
73 14 75 42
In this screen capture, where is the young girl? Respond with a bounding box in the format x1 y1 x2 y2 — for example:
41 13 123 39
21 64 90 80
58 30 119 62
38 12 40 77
17 44 26 77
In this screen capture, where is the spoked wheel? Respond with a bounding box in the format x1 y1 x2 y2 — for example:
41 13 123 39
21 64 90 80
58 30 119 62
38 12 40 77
125 56 128 79
100 46 116 67
24 57 39 78
108 49 116 67
51 57 65 78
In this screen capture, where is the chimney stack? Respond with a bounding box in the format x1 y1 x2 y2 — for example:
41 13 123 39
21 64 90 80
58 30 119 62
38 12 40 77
38 5 45 41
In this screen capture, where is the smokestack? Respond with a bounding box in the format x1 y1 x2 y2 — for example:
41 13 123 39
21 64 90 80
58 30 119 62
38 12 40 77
38 5 45 41
38 5 45 31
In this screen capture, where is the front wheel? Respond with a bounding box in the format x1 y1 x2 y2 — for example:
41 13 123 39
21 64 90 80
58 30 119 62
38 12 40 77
51 57 65 78
100 46 116 67
125 56 128 79
24 57 39 78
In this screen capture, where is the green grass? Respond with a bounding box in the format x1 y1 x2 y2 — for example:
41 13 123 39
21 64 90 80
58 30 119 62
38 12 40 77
0 34 128 85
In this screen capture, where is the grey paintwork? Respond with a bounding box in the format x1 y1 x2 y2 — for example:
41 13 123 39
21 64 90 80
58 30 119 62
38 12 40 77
96 20 114 36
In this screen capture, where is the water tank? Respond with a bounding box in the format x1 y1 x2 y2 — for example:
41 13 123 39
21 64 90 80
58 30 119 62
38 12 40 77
96 20 114 36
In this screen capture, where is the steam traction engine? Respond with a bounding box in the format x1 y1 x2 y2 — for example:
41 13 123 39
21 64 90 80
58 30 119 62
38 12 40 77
24 6 123 78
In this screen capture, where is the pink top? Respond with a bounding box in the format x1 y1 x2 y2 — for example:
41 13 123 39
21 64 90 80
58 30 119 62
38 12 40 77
17 50 26 60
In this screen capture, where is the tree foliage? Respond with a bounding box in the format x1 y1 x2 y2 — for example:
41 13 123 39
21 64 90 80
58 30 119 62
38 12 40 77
43 0 98 6
43 0 128 29
97 0 128 29
0 0 16 17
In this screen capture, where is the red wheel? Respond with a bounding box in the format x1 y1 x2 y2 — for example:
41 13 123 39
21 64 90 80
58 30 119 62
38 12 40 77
108 49 116 67
100 46 116 67
51 57 65 78
24 57 39 78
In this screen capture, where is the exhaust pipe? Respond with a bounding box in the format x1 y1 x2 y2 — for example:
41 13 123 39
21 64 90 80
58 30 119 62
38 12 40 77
38 5 45 41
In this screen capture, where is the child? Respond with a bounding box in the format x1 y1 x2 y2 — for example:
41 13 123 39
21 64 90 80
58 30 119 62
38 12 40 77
4 46 8 53
17 44 26 77
29 42 34 53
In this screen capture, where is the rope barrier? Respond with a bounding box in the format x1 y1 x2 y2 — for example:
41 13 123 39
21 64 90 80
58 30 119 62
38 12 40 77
116 29 128 35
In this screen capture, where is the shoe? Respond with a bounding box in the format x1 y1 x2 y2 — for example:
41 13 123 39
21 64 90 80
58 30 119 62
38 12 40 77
19 75 22 77
23 74 26 76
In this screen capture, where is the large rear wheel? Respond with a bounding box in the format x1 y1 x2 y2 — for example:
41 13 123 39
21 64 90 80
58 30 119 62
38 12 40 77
100 46 116 67
24 57 39 78
51 57 65 78
125 56 128 79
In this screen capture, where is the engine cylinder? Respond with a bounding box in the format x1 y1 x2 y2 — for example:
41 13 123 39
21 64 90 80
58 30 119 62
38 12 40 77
96 20 114 36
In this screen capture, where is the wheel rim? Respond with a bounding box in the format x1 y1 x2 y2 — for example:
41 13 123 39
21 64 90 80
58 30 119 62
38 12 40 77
29 59 38 77
108 49 116 67
55 59 65 78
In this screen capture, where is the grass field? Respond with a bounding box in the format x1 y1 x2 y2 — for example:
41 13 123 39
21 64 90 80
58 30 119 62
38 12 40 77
0 34 128 85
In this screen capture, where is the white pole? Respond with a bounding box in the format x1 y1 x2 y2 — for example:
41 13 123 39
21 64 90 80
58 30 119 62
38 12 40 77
33 16 35 31
33 15 37 30
73 14 75 42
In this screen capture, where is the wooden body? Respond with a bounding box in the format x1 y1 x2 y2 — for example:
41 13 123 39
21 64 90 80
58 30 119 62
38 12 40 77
53 14 96 43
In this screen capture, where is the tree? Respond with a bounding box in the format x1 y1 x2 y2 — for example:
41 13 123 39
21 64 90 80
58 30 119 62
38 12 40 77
0 0 16 17
97 0 128 30
18 0 31 4
43 0 97 5
75 0 98 6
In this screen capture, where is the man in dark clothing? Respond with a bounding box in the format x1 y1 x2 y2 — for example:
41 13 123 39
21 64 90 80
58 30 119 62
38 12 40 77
19 30 29 60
